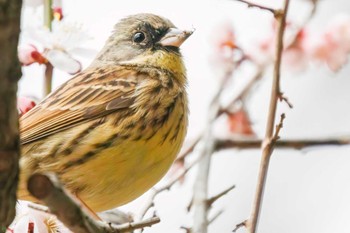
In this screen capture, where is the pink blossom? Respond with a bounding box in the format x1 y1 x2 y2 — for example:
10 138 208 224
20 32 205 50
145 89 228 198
53 7 64 21
283 29 310 72
246 20 276 66
306 15 350 72
307 34 349 72
211 21 239 63
325 14 350 53
17 96 37 117
18 44 47 66
248 34 274 66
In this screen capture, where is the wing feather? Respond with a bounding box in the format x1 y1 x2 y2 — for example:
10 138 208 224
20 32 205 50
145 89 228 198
20 65 140 145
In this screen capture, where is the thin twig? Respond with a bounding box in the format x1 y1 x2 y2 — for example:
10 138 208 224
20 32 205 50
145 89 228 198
176 135 202 162
245 1 290 233
207 184 236 207
232 0 277 15
233 221 247 232
179 210 224 233
272 114 286 141
188 184 235 213
28 203 50 214
208 210 224 225
219 66 265 116
113 217 160 233
278 93 293 108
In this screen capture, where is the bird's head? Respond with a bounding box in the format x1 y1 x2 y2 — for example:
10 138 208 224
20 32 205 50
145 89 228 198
93 13 193 76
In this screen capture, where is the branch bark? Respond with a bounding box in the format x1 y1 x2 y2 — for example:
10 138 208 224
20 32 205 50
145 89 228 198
27 173 160 233
246 1 290 232
232 0 277 15
0 0 22 230
192 69 233 233
192 99 220 233
216 137 350 150
43 0 54 96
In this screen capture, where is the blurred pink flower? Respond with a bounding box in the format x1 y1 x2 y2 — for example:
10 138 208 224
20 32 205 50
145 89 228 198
248 34 274 65
17 96 37 117
307 34 348 72
53 7 64 21
18 44 47 66
325 14 350 52
283 29 310 72
246 20 276 66
307 14 350 71
227 109 255 136
211 21 240 64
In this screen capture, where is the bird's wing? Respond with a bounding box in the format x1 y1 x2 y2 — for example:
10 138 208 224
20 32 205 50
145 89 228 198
20 65 143 145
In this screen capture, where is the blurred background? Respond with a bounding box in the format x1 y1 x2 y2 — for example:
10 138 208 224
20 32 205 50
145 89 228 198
18 0 350 232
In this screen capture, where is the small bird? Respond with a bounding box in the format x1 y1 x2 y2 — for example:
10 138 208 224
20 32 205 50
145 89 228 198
18 13 192 212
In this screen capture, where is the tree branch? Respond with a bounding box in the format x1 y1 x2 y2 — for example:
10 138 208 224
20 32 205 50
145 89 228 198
207 184 235 207
192 64 234 233
0 0 22 230
232 0 277 15
216 136 350 150
27 173 160 233
245 1 290 232
43 0 54 96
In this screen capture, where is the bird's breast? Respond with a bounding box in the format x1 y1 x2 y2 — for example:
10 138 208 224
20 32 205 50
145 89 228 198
61 88 188 211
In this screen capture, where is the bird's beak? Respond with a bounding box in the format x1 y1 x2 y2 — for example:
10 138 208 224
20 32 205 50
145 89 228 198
159 28 194 48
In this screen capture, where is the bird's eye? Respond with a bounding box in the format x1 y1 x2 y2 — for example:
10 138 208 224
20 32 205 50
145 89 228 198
133 32 146 43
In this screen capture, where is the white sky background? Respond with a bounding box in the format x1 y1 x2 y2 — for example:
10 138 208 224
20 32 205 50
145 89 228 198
19 0 350 232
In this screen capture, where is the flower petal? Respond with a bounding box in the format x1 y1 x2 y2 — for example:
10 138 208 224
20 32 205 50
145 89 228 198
18 44 44 65
227 109 255 136
18 96 37 117
45 49 82 74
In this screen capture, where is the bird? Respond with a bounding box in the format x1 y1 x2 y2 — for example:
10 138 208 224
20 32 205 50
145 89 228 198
18 13 193 212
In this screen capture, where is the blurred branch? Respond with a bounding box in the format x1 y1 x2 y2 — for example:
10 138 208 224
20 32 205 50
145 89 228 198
207 184 235 207
44 63 54 97
183 209 225 233
0 0 22 230
245 1 290 233
169 1 319 232
219 66 265 115
175 135 201 162
208 210 224 225
232 0 277 15
192 64 234 233
27 173 160 233
43 0 54 96
216 136 350 150
44 0 53 30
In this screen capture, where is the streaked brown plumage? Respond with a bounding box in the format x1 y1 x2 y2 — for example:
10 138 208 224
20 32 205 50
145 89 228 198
18 13 192 211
